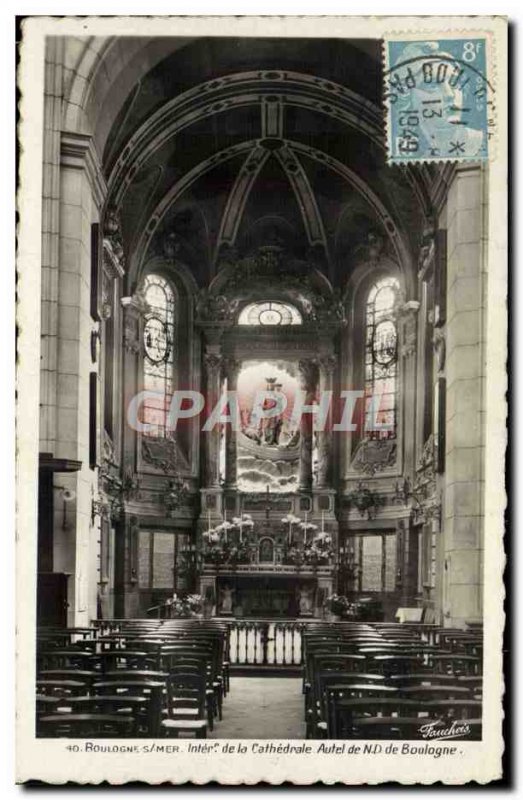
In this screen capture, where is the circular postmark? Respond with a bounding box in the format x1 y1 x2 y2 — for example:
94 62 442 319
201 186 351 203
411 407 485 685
384 39 495 161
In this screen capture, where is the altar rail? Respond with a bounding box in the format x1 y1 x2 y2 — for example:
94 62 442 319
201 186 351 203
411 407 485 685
226 620 306 671
89 619 440 674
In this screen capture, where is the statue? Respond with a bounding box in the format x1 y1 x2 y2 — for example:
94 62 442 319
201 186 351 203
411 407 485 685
219 585 234 615
298 586 314 616
258 378 286 446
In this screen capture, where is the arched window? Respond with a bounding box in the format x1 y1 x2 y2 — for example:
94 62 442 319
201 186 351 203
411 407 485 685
142 274 176 437
364 276 399 439
238 301 302 326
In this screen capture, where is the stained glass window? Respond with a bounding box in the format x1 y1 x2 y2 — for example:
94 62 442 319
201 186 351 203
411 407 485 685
238 301 302 326
142 274 176 437
364 277 399 439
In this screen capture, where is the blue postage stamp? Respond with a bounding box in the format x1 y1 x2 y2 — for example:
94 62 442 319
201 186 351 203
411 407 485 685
384 38 492 162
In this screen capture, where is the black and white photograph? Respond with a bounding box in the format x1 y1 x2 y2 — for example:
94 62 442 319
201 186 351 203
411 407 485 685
15 14 506 785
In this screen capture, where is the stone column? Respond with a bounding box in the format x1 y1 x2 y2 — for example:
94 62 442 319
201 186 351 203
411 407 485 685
316 355 336 488
203 347 223 487
223 357 241 489
113 512 140 618
298 359 317 491
441 165 486 626
50 127 107 626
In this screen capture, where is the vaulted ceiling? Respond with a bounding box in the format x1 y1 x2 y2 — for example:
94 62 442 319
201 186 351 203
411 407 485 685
100 37 433 291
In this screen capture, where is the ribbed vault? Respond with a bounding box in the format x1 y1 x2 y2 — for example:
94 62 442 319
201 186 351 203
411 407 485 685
70 39 434 294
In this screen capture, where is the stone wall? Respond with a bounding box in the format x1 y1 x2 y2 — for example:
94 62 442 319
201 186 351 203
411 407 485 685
440 165 487 626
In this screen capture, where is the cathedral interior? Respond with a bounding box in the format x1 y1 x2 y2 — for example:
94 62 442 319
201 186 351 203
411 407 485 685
36 35 487 630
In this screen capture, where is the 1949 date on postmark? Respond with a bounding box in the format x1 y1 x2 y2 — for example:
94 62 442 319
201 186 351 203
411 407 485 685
384 37 495 163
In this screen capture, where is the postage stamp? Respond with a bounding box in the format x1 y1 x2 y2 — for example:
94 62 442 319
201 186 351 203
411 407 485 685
15 14 507 786
384 37 493 163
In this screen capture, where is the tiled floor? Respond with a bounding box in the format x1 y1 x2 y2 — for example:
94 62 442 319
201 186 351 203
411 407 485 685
210 677 306 739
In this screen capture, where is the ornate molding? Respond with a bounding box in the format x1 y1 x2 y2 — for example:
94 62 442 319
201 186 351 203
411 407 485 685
347 481 386 520
418 225 436 278
417 434 435 475
103 206 126 277
413 494 442 528
196 289 240 324
351 439 397 475
306 289 346 325
102 431 117 466
396 298 420 359
162 476 190 516
141 435 179 474
96 459 138 522
203 350 223 373
60 132 107 211
121 287 150 355
433 328 446 373
214 245 346 326
103 238 125 282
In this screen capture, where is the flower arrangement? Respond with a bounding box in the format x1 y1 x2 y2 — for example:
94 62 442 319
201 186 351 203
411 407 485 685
324 593 349 615
165 593 203 617
202 514 254 566
304 531 334 565
281 513 334 567
223 540 251 565
284 546 307 567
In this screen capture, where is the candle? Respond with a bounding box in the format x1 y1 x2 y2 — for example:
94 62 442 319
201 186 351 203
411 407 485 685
239 517 243 543
304 511 308 546
288 519 292 546
321 510 325 533
208 509 211 530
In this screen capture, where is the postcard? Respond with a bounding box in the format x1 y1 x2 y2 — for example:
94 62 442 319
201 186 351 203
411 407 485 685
16 14 507 784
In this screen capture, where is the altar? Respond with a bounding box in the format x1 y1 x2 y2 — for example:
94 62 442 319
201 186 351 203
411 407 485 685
200 562 334 619
218 575 315 617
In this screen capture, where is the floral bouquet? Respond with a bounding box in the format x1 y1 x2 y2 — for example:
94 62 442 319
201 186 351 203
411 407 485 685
284 546 306 567
225 542 251 565
202 526 225 565
202 514 254 565
324 593 349 615
304 532 334 565
166 592 203 617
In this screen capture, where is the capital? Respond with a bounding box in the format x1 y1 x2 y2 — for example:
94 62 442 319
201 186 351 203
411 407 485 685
298 359 318 390
204 351 223 372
